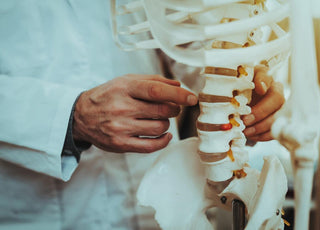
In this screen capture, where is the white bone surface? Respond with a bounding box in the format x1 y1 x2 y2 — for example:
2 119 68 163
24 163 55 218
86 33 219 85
199 101 250 124
198 127 244 153
197 36 255 184
201 148 248 182
111 0 290 65
137 138 214 230
202 74 255 98
137 138 287 230
245 156 288 230
271 0 320 229
111 0 291 229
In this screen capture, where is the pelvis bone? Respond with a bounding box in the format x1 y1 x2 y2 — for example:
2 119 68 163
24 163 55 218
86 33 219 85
137 138 287 230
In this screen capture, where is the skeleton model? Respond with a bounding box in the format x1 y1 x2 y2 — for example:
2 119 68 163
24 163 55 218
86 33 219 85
111 0 320 229
272 0 320 229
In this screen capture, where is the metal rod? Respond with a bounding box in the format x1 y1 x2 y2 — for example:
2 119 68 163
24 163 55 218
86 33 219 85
232 199 246 230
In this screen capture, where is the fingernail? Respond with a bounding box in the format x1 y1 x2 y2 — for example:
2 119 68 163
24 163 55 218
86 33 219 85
244 127 255 136
187 95 198 105
261 82 268 94
243 114 255 126
167 133 173 141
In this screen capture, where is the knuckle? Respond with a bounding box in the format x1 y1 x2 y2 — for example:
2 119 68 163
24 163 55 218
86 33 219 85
156 104 163 116
257 117 274 134
252 107 264 118
88 91 102 105
104 121 124 134
148 83 162 99
157 104 168 117
157 104 180 118
172 105 181 116
127 78 139 89
109 102 132 116
252 108 268 122
162 119 170 130
154 120 170 135
273 90 285 106
153 122 163 135
254 123 268 135
109 136 124 148
142 144 156 153
110 80 127 92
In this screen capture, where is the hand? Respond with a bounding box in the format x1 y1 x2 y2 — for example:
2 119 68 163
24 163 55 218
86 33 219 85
72 74 198 153
242 66 285 141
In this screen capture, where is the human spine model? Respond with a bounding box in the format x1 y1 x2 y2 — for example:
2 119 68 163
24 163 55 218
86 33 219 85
186 2 264 185
111 0 293 229
197 60 254 183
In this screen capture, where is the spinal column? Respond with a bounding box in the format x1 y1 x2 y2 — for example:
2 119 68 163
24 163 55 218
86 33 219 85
197 61 254 183
192 2 268 183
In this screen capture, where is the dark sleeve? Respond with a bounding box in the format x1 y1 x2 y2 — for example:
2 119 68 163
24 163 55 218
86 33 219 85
62 94 92 162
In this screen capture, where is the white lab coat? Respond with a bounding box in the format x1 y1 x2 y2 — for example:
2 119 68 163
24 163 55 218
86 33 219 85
0 1 179 229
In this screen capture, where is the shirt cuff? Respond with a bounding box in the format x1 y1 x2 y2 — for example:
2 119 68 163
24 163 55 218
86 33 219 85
62 93 91 162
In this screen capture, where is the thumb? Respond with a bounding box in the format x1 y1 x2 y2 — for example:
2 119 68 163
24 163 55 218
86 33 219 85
253 65 273 95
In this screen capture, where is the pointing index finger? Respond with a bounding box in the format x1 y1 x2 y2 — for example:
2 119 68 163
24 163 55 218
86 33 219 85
129 79 198 106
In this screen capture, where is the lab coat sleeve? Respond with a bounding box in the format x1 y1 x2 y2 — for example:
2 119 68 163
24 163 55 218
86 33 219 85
0 74 86 181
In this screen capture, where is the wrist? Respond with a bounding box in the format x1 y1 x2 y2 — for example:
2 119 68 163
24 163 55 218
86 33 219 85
62 92 91 162
72 92 89 142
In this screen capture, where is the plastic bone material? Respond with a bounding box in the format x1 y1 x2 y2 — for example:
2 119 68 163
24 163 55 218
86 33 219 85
271 0 320 229
111 0 290 229
111 0 290 67
197 65 254 182
137 138 287 230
